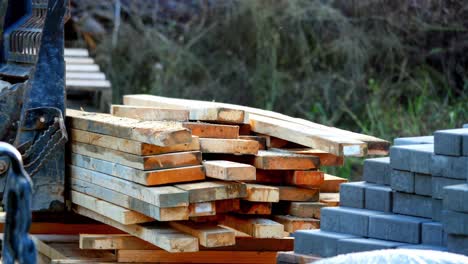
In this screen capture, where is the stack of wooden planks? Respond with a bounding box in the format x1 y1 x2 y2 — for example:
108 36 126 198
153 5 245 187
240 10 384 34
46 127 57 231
64 95 389 263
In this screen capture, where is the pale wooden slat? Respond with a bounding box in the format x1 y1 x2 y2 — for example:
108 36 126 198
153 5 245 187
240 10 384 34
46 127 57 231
111 105 189 121
203 160 255 181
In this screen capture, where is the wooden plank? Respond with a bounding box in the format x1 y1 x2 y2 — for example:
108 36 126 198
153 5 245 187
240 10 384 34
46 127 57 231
276 251 321 264
320 174 348 193
66 72 106 80
71 142 202 170
70 165 189 208
284 170 324 186
221 215 284 238
237 201 272 215
66 64 100 72
71 153 205 186
65 57 95 64
74 206 198 253
189 202 216 217
215 199 240 214
239 135 267 150
273 215 320 233
71 191 154 225
175 181 246 203
183 122 239 139
169 222 235 248
71 129 200 155
66 109 191 146
111 105 189 121
253 170 285 184
117 250 277 263
65 48 89 57
238 124 252 135
254 150 319 170
0 223 123 235
274 148 344 166
124 95 246 124
287 202 327 219
199 138 259 155
277 186 319 202
203 160 255 181
319 193 340 206
71 178 189 221
243 184 279 202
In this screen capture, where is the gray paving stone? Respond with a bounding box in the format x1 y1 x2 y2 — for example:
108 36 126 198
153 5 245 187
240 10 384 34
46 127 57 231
393 192 432 218
337 238 405 255
443 184 468 213
320 207 387 237
394 136 434 146
365 185 393 212
447 234 468 255
442 210 468 235
390 169 415 193
368 213 431 243
422 221 447 246
415 173 432 196
293 230 358 257
432 199 443 221
339 181 371 209
390 144 433 174
431 155 468 180
363 157 391 185
434 128 468 156
397 244 448 251
432 176 466 199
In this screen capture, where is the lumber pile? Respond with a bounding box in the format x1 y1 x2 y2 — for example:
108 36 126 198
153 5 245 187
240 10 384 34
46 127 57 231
292 126 468 259
64 95 388 262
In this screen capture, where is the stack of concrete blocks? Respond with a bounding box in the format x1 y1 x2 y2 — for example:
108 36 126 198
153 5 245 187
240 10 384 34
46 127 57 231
435 128 468 255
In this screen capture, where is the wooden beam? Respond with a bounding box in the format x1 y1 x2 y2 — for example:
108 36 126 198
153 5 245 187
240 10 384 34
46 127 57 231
189 202 216 217
74 206 199 253
169 222 235 248
203 160 255 181
199 138 259 155
319 193 340 206
71 191 154 225
221 215 284 238
215 199 240 214
71 178 188 221
284 170 324 186
71 142 202 170
273 215 320 233
66 109 191 146
70 129 200 156
237 201 272 215
175 181 246 203
0 223 123 235
277 186 319 202
243 184 279 202
182 122 239 139
320 174 348 193
111 105 189 121
254 150 319 170
70 165 188 208
287 202 326 219
71 153 205 186
253 170 285 184
238 135 267 150
274 148 344 166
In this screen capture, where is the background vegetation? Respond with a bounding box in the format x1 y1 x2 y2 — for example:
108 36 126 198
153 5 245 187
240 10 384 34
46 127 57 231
71 0 468 177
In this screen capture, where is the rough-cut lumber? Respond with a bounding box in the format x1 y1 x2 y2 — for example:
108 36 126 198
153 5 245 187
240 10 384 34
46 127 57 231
175 181 246 203
117 250 277 263
278 186 320 202
70 165 188 208
284 170 325 186
111 105 189 121
183 122 240 139
199 138 259 155
74 205 198 253
71 153 204 186
189 202 216 217
216 199 241 214
221 215 284 238
254 150 320 170
272 148 344 167
71 178 189 221
65 48 89 57
237 201 272 215
273 215 320 233
123 95 245 124
169 222 235 248
71 191 154 225
203 160 255 181
239 135 268 150
66 109 191 146
287 202 326 219
243 184 279 202
67 72 106 80
71 142 202 170
71 129 200 155
319 193 340 206
0 223 123 235
320 174 348 193
253 170 285 184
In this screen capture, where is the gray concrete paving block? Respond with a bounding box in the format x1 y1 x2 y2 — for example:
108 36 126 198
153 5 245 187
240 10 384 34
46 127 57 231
434 128 468 156
415 173 432 196
432 177 466 199
365 185 393 212
447 234 468 256
390 169 415 193
422 221 447 246
390 144 433 174
339 181 371 209
432 199 443 221
394 136 434 146
363 157 391 185
393 191 432 218
293 229 358 257
320 207 387 237
443 184 468 213
337 238 405 255
431 155 468 180
368 213 431 244
442 210 468 235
